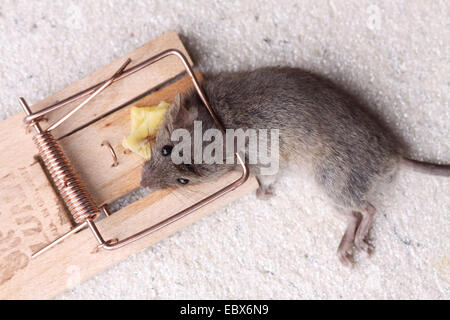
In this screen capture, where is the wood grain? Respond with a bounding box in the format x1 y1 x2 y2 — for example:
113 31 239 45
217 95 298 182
29 30 193 139
59 73 204 206
0 32 194 291
0 171 257 300
0 33 258 299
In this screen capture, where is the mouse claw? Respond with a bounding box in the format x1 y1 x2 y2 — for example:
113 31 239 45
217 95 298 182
355 239 374 256
338 250 355 268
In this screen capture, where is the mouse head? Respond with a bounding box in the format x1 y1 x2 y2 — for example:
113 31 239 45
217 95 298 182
140 92 228 191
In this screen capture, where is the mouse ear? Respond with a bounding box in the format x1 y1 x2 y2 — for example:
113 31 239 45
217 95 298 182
168 93 182 119
167 93 198 132
167 93 182 132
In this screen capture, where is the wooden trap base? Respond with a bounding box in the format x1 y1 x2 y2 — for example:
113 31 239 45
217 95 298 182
0 31 258 299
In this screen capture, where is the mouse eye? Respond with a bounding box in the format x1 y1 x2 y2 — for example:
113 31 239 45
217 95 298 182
177 178 189 185
161 145 173 156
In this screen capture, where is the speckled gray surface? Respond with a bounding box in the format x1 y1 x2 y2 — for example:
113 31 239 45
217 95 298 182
1 0 449 299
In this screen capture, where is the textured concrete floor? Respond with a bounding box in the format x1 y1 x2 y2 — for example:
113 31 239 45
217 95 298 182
0 0 449 299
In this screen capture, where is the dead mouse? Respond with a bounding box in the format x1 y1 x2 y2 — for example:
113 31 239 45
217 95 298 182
140 67 449 266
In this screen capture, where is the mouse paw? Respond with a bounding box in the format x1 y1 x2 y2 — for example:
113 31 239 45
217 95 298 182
337 235 356 268
355 239 374 256
256 185 275 200
337 247 355 268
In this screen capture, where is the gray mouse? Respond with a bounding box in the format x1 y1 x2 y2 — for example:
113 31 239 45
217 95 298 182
140 67 449 266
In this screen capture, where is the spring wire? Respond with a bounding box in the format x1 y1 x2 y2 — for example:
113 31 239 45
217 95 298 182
33 131 100 224
24 60 131 226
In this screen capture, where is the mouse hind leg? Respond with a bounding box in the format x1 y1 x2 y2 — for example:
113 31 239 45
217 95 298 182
337 211 362 267
315 160 378 265
354 202 376 254
337 203 375 267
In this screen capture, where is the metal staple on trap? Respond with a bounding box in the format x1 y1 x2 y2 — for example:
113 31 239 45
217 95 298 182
19 49 249 258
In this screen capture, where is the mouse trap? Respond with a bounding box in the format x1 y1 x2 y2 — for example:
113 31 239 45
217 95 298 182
0 31 258 299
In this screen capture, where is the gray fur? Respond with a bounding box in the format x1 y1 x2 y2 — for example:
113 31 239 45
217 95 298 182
142 67 399 207
140 67 448 265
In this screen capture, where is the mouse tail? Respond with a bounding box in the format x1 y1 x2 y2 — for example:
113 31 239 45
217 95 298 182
401 157 450 177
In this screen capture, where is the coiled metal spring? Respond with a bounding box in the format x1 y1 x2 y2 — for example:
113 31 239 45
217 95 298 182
20 49 249 259
33 131 100 224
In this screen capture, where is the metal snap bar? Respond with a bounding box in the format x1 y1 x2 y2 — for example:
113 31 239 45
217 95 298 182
21 49 249 258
